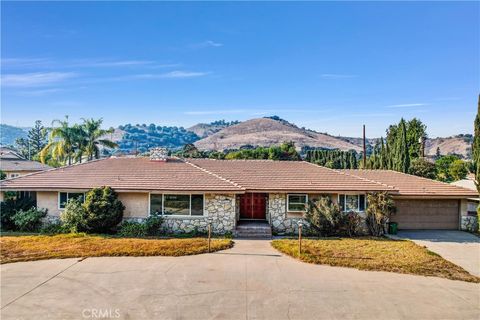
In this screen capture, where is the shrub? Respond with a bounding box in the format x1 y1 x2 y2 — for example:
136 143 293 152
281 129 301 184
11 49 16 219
145 212 163 236
12 207 48 232
118 221 147 237
342 211 362 237
83 187 125 233
305 196 343 236
60 198 88 233
365 192 395 236
0 196 36 230
40 221 68 234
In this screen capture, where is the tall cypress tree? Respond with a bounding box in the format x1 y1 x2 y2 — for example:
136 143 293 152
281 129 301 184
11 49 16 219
473 94 480 195
395 119 410 173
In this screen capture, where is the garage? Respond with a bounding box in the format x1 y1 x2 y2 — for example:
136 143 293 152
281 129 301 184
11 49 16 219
392 199 460 230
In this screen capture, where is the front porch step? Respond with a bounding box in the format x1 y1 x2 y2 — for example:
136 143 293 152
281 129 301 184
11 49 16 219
234 221 272 239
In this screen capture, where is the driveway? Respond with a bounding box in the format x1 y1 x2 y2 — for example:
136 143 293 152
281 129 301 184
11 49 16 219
397 230 480 277
1 239 479 320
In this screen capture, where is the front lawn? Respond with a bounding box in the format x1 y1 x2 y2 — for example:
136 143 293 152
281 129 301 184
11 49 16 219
272 238 480 283
0 234 233 264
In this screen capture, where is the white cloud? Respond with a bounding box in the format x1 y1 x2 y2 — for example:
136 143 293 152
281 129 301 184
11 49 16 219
320 74 358 79
158 70 209 79
385 103 428 108
191 40 224 49
1 72 77 87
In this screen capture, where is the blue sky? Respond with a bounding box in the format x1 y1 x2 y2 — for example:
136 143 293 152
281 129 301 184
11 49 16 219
1 2 479 137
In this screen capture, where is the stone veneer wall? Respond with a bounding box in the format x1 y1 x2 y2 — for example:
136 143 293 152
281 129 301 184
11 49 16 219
128 193 236 235
269 193 309 234
460 199 478 232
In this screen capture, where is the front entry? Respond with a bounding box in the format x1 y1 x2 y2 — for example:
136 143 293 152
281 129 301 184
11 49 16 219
239 193 267 220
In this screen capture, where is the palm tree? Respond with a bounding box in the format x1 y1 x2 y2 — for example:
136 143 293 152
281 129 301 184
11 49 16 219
81 118 118 161
40 116 78 165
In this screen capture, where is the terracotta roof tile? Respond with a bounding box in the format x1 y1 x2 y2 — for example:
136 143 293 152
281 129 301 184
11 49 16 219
341 169 478 197
187 159 391 192
0 158 244 192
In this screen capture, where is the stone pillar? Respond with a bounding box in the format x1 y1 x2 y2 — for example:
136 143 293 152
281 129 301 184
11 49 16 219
460 199 479 232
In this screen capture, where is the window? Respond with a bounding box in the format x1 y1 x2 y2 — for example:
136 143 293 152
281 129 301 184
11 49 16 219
150 194 204 216
287 194 308 212
59 192 85 209
338 194 366 212
150 194 163 215
467 202 478 216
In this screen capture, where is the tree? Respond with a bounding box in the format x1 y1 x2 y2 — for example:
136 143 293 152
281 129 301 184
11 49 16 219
40 116 79 165
435 155 460 182
365 192 395 236
406 118 427 159
394 119 410 173
81 118 117 161
0 170 6 180
449 159 468 181
82 186 125 233
28 120 47 156
408 158 436 179
15 120 47 160
473 94 480 194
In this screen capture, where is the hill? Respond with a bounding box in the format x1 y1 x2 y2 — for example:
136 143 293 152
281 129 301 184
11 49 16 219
0 124 28 146
425 134 472 158
115 123 199 154
193 117 362 152
187 120 240 138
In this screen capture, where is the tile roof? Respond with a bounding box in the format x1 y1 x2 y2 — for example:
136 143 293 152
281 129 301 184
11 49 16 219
187 159 392 192
1 159 52 171
0 158 244 192
0 157 476 197
341 169 478 197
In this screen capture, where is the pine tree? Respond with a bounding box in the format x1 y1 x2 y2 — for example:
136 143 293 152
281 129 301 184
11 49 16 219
28 120 47 156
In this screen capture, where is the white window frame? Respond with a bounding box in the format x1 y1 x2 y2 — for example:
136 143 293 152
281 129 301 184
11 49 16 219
337 194 366 212
58 192 86 210
148 193 206 217
287 194 308 212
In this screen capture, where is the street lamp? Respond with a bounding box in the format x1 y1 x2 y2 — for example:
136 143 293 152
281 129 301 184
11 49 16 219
298 221 303 255
207 216 213 253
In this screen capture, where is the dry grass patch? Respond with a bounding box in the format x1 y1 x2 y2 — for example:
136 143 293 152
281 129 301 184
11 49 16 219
272 238 479 283
0 234 233 264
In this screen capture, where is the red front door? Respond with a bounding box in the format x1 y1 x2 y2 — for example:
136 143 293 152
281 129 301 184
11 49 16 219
239 193 267 220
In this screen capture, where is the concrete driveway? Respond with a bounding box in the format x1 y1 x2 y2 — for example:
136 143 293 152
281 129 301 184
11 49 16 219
1 239 479 320
397 230 480 277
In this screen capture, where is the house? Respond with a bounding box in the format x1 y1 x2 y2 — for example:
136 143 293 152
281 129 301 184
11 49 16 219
0 147 51 179
0 149 477 234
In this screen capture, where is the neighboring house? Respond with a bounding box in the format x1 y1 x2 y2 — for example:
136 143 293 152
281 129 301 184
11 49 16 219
0 149 477 233
0 147 51 179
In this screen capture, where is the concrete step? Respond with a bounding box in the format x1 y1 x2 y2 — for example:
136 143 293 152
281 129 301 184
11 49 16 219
234 226 272 239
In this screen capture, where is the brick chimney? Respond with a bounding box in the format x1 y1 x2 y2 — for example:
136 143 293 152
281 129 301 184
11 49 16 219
150 147 168 161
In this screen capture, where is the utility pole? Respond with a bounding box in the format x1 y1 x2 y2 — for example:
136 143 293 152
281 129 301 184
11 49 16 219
363 125 367 169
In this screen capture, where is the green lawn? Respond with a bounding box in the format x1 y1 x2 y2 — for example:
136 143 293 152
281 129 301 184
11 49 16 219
272 238 479 283
0 233 233 264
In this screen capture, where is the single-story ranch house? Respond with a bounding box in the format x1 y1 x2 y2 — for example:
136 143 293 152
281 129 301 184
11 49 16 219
0 149 478 234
